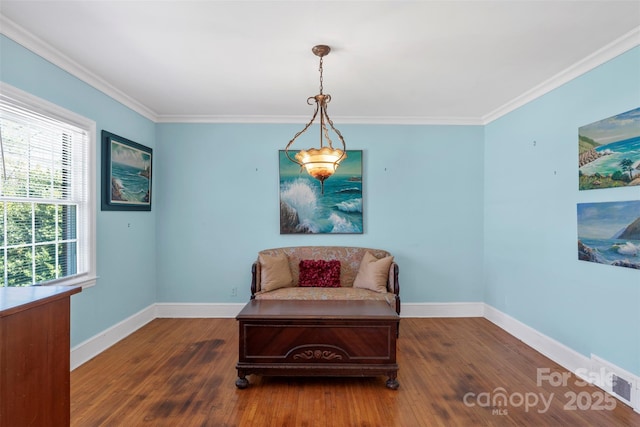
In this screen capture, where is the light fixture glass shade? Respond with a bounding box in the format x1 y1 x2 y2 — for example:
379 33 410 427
295 147 347 182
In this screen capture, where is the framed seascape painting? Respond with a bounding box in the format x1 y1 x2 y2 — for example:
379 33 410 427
101 130 152 211
578 107 640 190
279 150 363 234
577 200 640 270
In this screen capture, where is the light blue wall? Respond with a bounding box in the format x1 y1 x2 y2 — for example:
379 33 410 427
3 32 638 377
1 35 158 347
484 46 640 375
155 123 485 303
1 34 484 346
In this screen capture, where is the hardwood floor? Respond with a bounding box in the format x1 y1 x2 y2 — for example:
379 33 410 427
71 317 640 426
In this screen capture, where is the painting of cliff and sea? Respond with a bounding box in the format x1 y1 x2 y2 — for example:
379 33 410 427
577 200 640 270
101 131 152 211
279 150 362 234
578 107 640 190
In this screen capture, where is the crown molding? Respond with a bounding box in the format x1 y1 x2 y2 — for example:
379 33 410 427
482 26 640 125
155 114 484 126
2 13 638 126
156 114 315 124
0 15 159 122
314 115 484 126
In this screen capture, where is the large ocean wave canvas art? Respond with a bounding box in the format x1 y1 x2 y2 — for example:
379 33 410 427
577 200 640 270
279 150 363 234
578 107 640 190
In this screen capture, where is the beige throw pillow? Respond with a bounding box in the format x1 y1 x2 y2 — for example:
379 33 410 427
353 251 394 293
259 253 294 292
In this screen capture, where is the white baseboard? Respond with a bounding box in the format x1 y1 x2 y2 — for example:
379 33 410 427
483 304 591 374
483 304 640 413
401 302 484 317
73 302 479 369
68 300 639 413
68 302 578 370
70 303 243 370
70 304 156 370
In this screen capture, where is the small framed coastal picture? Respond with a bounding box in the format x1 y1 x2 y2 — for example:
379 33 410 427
101 130 152 211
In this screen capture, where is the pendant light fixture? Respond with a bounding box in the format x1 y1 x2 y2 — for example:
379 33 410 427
285 45 347 194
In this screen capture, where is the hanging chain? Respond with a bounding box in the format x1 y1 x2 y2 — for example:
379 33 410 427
318 56 324 95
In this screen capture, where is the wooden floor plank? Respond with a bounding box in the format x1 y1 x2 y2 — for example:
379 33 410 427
71 317 640 426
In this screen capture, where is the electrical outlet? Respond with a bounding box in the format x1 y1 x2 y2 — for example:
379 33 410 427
231 287 237 297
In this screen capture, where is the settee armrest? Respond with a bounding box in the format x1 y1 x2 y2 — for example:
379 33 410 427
388 262 400 295
389 262 400 314
250 262 260 298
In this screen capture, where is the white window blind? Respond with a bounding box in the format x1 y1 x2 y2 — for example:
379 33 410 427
0 83 96 287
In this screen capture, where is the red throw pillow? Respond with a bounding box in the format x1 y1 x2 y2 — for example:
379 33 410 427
298 260 341 287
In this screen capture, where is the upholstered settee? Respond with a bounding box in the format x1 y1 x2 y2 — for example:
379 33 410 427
251 246 400 314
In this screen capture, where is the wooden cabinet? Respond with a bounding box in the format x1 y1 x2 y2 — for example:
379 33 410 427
0 286 81 427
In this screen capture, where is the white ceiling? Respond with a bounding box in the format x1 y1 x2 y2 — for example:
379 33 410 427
1 1 639 124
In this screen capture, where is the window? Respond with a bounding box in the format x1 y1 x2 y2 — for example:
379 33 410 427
1 83 96 287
